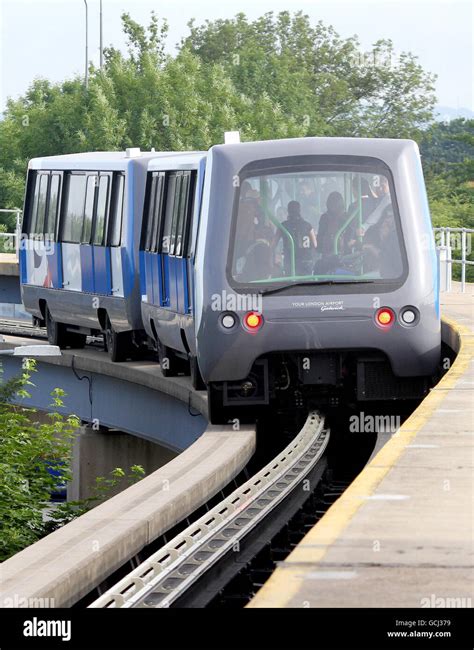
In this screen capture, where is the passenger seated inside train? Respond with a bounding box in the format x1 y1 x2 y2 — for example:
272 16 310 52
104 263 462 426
239 240 275 282
297 179 319 230
314 192 357 275
233 198 274 277
362 206 403 278
317 191 355 256
348 178 377 220
273 200 317 276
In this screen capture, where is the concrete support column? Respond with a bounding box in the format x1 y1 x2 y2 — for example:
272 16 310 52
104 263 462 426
69 426 176 501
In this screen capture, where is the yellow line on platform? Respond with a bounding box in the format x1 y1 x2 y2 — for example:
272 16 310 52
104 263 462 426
248 317 473 608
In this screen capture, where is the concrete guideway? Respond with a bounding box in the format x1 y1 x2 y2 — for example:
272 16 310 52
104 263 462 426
0 254 19 277
0 423 256 608
0 336 208 450
0 331 256 607
248 287 473 608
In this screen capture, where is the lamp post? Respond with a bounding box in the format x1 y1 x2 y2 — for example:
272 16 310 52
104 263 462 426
99 0 103 69
83 0 89 89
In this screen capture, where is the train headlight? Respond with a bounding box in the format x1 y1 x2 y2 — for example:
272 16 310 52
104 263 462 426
400 307 419 326
244 311 263 332
375 307 395 328
221 313 237 329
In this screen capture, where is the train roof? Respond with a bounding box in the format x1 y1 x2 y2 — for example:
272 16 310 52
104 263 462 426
208 136 419 170
148 151 207 171
28 137 419 174
28 149 193 171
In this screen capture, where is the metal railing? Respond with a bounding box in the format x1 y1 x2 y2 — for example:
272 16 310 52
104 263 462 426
434 227 473 293
0 209 22 260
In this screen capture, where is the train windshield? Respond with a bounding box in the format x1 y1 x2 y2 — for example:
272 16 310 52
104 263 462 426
230 166 405 289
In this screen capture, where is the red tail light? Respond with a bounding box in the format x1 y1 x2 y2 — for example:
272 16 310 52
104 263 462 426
375 307 395 328
244 311 263 332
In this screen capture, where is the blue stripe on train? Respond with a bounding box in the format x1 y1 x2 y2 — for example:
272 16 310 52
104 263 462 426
47 242 63 289
80 245 95 293
139 250 147 299
19 248 27 284
93 246 112 295
121 246 133 298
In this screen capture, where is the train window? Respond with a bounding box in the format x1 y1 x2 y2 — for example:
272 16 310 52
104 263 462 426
146 170 195 256
45 174 61 239
82 175 97 244
168 174 183 256
27 173 41 235
144 175 158 251
181 172 196 257
61 173 87 243
32 174 49 235
109 173 124 247
174 173 189 257
161 173 177 254
230 166 405 287
93 175 109 245
150 174 165 253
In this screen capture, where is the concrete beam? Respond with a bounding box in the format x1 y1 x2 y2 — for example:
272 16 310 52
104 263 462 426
0 424 256 608
69 425 177 501
0 340 208 452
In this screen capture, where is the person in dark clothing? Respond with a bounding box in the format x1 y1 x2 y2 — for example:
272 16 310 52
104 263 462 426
298 179 319 229
274 200 317 276
234 198 274 278
348 178 377 222
362 206 402 278
317 191 355 256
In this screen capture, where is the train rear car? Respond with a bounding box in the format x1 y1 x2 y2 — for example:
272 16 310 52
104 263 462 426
20 149 156 360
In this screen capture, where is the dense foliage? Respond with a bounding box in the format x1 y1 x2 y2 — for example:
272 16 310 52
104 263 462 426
0 11 437 210
0 10 471 268
0 360 145 560
0 360 79 559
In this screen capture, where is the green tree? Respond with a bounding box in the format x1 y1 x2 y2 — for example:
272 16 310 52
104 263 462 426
0 9 439 222
183 11 437 138
0 360 80 559
0 360 145 560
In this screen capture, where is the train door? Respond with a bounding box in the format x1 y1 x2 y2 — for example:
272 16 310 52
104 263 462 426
141 170 196 313
170 172 196 314
60 172 87 292
142 171 167 307
108 173 125 298
78 173 97 293
21 170 63 289
90 173 113 295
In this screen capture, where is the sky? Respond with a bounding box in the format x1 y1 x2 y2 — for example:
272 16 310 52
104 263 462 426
0 0 472 114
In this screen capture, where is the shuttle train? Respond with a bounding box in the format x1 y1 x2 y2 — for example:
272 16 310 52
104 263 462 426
20 137 441 423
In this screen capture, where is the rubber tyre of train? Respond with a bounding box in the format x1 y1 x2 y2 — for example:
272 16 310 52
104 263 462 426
104 316 133 363
45 305 86 349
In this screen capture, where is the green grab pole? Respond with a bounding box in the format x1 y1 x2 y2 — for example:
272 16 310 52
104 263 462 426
261 186 296 277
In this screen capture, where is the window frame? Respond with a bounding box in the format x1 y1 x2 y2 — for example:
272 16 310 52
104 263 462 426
81 174 98 244
45 172 63 241
226 155 409 295
107 172 125 248
92 173 112 246
150 173 166 253
141 169 196 257
180 171 196 259
60 172 88 244
160 173 178 255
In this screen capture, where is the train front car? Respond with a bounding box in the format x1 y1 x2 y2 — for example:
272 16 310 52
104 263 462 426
195 137 441 424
